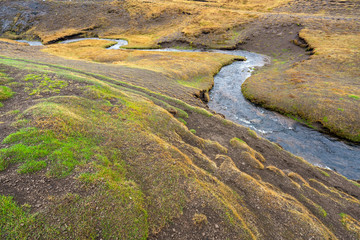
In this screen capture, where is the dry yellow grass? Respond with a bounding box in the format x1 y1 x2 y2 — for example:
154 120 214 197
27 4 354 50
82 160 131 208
243 28 360 141
340 213 360 238
102 34 160 49
266 165 286 177
288 172 309 186
34 27 96 44
230 137 266 168
240 151 264 169
42 39 241 89
0 38 28 46
26 0 291 49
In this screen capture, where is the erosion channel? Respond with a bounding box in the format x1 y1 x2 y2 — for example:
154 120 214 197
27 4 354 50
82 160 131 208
20 39 360 180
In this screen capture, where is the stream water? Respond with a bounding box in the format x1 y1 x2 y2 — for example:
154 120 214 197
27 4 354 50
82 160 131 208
59 38 128 49
208 50 360 180
18 38 128 49
16 39 360 179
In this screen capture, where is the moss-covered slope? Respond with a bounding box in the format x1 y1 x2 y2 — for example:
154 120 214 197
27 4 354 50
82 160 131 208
0 58 359 239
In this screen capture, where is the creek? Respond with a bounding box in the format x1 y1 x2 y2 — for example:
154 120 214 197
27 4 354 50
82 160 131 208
16 39 360 179
208 50 360 180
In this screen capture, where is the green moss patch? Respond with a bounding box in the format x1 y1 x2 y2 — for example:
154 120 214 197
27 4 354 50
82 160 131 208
0 195 35 239
0 127 96 177
0 86 14 101
23 74 68 96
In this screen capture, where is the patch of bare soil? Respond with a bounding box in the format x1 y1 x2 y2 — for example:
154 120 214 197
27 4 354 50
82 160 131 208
0 165 89 213
149 201 238 240
238 15 306 54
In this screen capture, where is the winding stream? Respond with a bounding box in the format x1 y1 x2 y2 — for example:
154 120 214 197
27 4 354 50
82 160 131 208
16 39 360 179
208 50 360 180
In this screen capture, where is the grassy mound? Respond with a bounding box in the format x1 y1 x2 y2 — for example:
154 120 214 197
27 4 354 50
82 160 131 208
243 27 360 141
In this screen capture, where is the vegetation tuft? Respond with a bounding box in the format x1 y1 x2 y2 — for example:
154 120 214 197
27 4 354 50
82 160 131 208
23 74 68 96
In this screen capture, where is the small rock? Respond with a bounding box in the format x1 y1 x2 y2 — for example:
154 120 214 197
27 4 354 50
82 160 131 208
215 224 219 229
172 228 176 232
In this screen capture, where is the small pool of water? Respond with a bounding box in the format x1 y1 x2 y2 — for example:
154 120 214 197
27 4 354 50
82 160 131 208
16 40 43 46
59 38 128 49
17 38 128 49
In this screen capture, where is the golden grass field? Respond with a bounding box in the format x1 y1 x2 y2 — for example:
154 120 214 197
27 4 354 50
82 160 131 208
42 39 242 90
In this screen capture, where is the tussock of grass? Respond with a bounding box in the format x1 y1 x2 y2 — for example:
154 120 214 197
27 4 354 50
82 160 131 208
240 151 264 169
205 139 228 154
266 165 286 177
0 71 13 84
339 213 360 238
230 137 266 169
0 70 14 107
0 86 14 101
247 129 258 138
177 117 187 125
351 181 360 188
300 195 327 218
288 172 309 186
317 168 330 177
192 213 208 226
348 94 359 100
